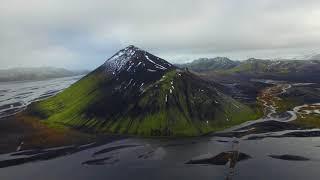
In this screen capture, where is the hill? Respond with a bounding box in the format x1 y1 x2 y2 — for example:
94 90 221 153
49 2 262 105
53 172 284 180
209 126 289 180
24 46 259 136
179 58 320 83
176 57 240 72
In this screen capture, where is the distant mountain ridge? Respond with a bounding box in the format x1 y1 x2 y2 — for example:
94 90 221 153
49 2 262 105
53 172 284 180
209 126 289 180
178 57 320 82
0 67 89 82
292 52 320 60
308 54 320 60
176 57 240 71
25 45 259 136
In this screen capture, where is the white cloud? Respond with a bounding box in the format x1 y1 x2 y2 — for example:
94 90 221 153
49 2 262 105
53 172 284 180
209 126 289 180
1 0 320 69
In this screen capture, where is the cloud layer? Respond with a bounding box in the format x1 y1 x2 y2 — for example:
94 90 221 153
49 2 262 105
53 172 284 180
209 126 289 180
1 0 320 69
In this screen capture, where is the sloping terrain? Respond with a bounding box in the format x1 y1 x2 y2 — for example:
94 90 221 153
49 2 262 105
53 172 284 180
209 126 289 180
25 46 259 136
176 57 240 72
180 58 320 83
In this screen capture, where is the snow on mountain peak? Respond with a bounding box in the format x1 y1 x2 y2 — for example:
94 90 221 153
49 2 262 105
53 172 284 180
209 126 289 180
104 45 173 75
104 45 141 73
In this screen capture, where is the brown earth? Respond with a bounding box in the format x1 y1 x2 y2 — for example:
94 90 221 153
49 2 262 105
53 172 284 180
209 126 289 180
0 113 94 154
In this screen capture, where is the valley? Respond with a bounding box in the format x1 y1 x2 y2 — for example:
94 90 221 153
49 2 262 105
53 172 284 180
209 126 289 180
2 1 320 179
256 80 320 127
0 46 319 180
21 46 260 137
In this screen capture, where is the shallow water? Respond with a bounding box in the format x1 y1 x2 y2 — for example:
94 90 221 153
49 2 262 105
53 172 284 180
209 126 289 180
1 136 320 180
0 76 83 118
1 77 320 179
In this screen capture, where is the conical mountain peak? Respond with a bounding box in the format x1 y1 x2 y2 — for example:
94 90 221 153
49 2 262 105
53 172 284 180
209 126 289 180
26 45 259 137
104 45 174 75
125 45 141 51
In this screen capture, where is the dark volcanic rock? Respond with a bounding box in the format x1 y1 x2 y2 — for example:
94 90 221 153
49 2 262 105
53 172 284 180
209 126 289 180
216 140 229 143
247 130 320 140
82 156 118 165
269 154 309 161
93 145 142 156
186 151 251 165
280 131 320 137
0 102 23 111
212 131 249 138
236 120 302 133
0 136 124 168
213 120 303 138
164 141 197 147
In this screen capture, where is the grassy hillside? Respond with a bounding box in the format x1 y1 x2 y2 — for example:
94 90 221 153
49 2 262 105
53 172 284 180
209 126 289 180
27 69 260 136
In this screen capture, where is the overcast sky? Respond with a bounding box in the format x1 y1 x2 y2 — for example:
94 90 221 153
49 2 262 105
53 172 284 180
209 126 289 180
1 0 320 70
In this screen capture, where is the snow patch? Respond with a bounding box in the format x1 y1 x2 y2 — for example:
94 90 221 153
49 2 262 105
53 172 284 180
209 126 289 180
136 62 142 67
145 54 167 70
105 47 136 73
127 62 134 71
233 103 240 109
139 83 145 92
147 69 157 72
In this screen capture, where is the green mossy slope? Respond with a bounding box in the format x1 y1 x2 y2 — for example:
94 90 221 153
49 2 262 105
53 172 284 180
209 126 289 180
28 69 260 136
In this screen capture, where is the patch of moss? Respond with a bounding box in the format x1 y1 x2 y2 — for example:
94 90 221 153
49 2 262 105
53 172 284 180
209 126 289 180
292 114 320 128
26 69 261 137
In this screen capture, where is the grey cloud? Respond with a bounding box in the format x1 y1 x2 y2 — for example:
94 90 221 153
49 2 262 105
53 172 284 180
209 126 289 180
1 0 320 69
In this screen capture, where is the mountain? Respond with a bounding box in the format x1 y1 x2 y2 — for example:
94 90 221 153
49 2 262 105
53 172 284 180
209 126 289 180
176 57 240 72
224 58 320 82
0 67 89 82
24 45 259 136
308 54 320 60
231 58 320 73
292 52 320 60
180 57 320 83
